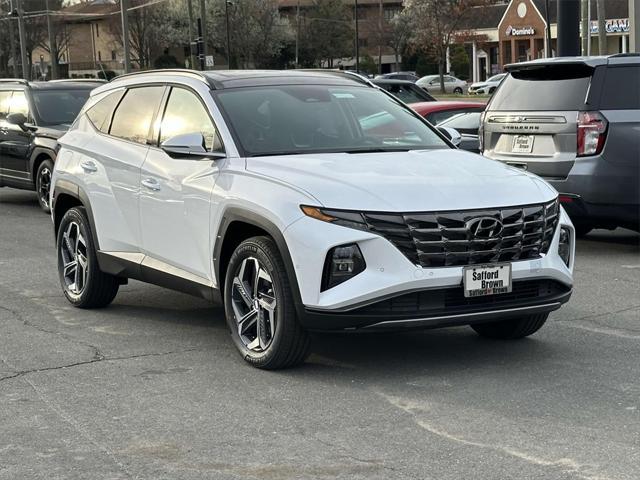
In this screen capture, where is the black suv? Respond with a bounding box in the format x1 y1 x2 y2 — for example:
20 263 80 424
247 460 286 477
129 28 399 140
0 79 102 212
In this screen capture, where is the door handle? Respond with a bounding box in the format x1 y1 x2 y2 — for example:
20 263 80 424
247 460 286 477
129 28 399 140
141 178 161 191
80 160 98 173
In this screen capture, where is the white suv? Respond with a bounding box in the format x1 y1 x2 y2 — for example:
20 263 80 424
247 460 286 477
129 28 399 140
51 70 574 369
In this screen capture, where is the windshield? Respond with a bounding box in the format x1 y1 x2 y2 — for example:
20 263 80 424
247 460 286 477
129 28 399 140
32 89 92 125
380 83 434 103
215 85 447 157
488 74 505 82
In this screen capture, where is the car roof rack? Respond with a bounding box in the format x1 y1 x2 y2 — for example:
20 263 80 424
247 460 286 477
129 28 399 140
112 69 209 84
0 78 29 86
48 78 108 84
292 69 375 88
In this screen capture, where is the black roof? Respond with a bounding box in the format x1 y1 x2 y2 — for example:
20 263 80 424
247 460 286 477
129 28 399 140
458 3 508 30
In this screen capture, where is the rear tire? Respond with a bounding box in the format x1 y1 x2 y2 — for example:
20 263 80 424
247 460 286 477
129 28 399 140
35 159 53 213
471 313 549 339
57 207 119 308
224 236 310 369
453 87 463 94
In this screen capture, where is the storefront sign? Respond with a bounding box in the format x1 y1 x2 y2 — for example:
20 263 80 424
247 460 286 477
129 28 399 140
505 25 535 36
590 18 630 34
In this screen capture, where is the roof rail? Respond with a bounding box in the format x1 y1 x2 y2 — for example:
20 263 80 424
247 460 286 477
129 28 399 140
609 53 640 58
48 78 108 84
292 69 375 88
0 78 29 86
112 69 209 84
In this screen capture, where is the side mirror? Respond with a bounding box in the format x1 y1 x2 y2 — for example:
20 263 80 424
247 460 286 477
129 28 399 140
438 126 462 147
160 132 225 159
6 112 33 132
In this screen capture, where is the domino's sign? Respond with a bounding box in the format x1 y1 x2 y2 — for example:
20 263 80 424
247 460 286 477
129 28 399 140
505 25 536 36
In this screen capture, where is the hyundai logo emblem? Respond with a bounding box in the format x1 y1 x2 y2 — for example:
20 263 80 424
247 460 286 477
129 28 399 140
467 217 503 239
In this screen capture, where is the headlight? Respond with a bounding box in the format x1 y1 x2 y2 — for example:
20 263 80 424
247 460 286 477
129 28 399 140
301 205 368 232
558 226 572 267
321 243 366 291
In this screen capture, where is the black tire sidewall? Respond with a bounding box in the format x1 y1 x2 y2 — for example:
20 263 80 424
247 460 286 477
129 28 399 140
223 238 291 367
35 159 53 213
56 207 97 307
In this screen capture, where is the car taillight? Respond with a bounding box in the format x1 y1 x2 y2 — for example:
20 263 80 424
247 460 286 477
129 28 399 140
478 111 486 153
577 111 607 157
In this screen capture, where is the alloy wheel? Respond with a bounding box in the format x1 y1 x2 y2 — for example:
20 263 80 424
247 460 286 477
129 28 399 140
60 221 89 295
38 167 51 208
231 257 277 352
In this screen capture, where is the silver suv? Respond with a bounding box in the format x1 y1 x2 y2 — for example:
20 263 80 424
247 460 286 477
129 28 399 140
480 55 640 235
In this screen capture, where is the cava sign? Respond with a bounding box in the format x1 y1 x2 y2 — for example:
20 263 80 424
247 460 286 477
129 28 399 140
590 18 630 34
505 25 536 36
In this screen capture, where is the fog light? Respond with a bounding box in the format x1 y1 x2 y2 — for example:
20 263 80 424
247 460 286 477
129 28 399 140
558 227 571 266
321 244 366 291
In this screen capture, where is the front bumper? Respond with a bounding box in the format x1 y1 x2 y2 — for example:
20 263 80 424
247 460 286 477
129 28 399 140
302 279 572 330
284 208 575 322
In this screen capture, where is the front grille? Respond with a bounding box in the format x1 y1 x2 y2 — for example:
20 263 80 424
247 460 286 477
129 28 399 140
362 200 559 267
352 280 568 317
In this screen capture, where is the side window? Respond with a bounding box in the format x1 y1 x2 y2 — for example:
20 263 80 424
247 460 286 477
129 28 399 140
599 66 640 110
159 87 222 151
9 91 29 116
110 86 164 145
86 90 124 133
0 91 11 120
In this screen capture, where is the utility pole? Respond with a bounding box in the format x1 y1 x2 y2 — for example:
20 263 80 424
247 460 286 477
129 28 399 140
120 0 131 72
557 0 580 56
199 0 207 69
354 0 359 72
8 0 18 77
186 0 196 69
16 0 29 80
596 0 606 55
45 0 58 79
225 0 232 68
581 0 589 55
295 0 300 68
377 0 382 75
544 0 553 57
631 0 639 53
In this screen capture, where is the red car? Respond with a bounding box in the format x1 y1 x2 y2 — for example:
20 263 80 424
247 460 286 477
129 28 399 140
411 101 485 125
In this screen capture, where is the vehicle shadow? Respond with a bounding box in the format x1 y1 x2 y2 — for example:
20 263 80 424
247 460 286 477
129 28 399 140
579 228 640 248
0 189 40 209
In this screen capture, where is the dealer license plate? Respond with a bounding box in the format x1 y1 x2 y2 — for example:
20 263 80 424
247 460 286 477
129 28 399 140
463 263 512 298
512 135 534 153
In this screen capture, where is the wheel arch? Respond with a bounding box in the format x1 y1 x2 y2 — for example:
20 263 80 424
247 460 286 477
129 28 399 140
52 180 100 249
214 208 305 317
30 147 55 182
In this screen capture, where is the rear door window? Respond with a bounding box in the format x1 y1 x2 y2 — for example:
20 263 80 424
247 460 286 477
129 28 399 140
489 64 593 111
598 66 640 110
110 86 164 144
8 91 29 116
0 91 11 120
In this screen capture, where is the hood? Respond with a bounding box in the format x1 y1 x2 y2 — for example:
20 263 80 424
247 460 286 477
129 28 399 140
470 82 487 88
36 124 70 140
246 149 557 212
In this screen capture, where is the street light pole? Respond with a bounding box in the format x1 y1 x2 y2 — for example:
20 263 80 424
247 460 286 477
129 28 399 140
354 0 359 72
16 0 29 80
199 0 207 69
186 0 196 69
120 0 131 73
295 0 300 68
8 0 18 77
45 0 58 79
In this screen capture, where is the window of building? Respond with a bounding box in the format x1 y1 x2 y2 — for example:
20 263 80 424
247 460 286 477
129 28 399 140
384 7 401 21
95 23 99 37
86 90 125 133
358 38 368 48
159 87 222 151
98 51 102 61
109 86 164 144
111 50 117 61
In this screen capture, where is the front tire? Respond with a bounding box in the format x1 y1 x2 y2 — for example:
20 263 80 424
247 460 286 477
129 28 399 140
35 159 53 213
57 207 119 308
224 236 310 369
471 313 549 339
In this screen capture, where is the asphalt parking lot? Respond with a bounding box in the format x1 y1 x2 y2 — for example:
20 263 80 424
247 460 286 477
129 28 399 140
1 188 639 480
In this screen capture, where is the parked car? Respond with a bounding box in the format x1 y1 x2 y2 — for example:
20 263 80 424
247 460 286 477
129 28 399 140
51 69 574 369
437 110 484 153
468 73 507 95
416 74 467 94
411 100 485 125
375 72 420 83
0 79 102 212
481 55 640 234
371 78 436 104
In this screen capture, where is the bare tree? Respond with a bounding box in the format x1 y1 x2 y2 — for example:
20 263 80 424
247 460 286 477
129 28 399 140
300 0 353 68
387 10 412 71
404 0 490 93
